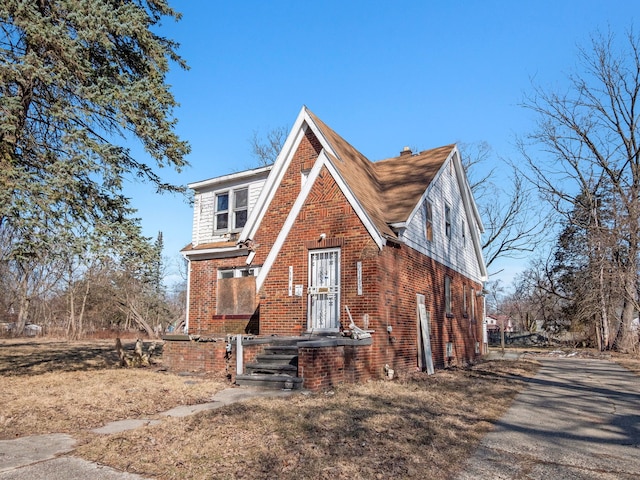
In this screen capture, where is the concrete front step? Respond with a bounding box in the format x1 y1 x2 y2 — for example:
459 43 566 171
263 345 299 355
236 373 303 390
245 362 297 375
255 353 298 365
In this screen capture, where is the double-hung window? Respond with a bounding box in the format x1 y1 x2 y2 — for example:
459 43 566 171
215 188 248 233
234 188 248 229
215 193 229 231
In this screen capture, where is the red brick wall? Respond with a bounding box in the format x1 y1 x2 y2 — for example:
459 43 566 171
298 343 375 390
251 126 483 376
162 338 265 383
180 126 484 384
162 339 230 377
248 128 380 336
374 244 484 371
188 256 259 336
252 129 322 266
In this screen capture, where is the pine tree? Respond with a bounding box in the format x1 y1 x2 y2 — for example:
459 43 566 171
0 0 189 256
0 1 189 333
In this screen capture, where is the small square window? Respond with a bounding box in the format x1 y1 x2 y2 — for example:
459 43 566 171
446 342 453 357
218 269 234 279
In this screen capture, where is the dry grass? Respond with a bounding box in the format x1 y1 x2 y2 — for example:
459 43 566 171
0 338 226 439
75 362 538 480
610 351 640 375
1 339 539 479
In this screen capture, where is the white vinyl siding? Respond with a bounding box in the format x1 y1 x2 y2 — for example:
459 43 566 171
192 178 267 246
400 155 483 283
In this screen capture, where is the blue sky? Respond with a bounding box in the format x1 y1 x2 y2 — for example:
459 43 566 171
128 0 638 287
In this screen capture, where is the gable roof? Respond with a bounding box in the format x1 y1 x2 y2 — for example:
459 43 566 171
238 106 487 286
306 111 454 237
242 106 479 242
306 110 395 238
374 145 453 224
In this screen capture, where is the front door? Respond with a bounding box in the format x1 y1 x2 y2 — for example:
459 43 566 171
308 248 340 331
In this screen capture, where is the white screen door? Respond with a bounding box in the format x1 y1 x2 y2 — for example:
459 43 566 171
308 248 340 331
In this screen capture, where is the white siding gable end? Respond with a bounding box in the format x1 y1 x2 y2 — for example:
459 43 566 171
400 146 487 282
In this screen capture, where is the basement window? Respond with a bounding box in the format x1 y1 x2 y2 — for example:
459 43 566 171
446 342 453 357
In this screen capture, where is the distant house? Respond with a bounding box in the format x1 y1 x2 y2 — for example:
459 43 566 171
486 314 514 333
163 106 488 390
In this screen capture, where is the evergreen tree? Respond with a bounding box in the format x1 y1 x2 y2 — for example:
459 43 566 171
0 1 189 334
0 0 189 258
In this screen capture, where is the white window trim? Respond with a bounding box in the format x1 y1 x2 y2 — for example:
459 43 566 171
218 266 261 279
214 187 249 234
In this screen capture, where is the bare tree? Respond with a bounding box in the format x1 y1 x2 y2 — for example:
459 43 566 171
249 126 288 166
461 142 548 272
521 28 640 353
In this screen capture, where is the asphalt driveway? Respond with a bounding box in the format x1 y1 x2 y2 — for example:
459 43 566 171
456 356 640 479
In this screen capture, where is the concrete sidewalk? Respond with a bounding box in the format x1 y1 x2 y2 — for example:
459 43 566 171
455 356 640 479
0 386 296 479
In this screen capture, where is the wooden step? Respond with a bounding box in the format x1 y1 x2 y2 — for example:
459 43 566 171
235 373 303 390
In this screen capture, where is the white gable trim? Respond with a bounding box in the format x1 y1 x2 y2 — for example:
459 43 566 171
255 150 326 291
254 149 386 291
323 160 385 249
451 146 488 280
239 107 309 243
403 146 488 281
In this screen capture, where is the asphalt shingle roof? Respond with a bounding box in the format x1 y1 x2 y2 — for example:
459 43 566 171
307 109 453 238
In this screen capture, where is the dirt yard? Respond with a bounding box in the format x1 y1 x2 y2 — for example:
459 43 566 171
0 339 577 479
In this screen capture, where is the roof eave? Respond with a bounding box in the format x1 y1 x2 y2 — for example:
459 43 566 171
182 246 249 260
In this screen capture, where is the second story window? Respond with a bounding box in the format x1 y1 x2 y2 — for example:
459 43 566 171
462 220 466 246
445 204 452 239
234 188 248 229
215 188 248 233
425 201 433 242
215 192 229 231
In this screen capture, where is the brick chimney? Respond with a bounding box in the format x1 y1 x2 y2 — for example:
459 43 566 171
400 146 412 157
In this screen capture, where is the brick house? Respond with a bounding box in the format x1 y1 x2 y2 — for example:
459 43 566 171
163 106 488 390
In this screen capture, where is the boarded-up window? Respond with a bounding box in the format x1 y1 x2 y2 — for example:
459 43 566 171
217 276 256 315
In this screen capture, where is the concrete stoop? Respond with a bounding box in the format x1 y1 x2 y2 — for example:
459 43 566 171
236 341 303 390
